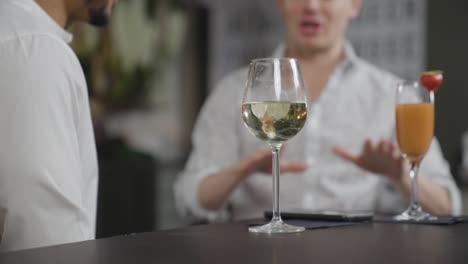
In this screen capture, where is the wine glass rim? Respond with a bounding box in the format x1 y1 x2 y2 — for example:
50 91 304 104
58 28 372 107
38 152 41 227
250 57 299 63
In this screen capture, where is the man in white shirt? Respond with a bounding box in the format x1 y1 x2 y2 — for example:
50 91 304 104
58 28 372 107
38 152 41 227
174 0 461 221
0 0 117 252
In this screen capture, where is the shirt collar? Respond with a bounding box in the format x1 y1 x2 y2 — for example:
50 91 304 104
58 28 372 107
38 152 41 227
27 0 73 43
272 42 359 102
272 42 358 70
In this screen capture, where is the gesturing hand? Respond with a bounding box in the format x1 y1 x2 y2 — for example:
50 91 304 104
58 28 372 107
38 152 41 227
333 139 405 182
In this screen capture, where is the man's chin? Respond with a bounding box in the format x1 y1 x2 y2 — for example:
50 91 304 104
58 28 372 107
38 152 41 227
298 38 331 53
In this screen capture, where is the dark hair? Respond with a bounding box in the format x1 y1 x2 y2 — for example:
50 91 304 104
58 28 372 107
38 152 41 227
89 7 110 27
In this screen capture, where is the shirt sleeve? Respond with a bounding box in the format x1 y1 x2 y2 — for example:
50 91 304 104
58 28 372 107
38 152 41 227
173 69 246 221
0 35 93 251
419 138 462 215
376 136 462 216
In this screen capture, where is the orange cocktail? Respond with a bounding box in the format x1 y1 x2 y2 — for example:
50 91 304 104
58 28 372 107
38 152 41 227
393 79 440 221
396 103 434 163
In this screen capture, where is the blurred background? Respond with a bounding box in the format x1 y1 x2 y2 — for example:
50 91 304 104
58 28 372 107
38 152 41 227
69 0 468 238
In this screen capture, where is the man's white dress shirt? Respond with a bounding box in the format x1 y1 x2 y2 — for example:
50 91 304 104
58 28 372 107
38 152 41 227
174 44 462 221
0 0 98 251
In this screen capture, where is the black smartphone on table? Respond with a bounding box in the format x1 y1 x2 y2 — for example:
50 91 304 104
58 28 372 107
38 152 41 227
264 210 373 222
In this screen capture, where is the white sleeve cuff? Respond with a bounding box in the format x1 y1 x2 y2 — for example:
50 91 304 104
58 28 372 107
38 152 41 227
431 177 462 216
174 167 230 222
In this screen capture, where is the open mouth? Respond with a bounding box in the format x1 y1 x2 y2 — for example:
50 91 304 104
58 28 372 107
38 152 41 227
299 20 321 36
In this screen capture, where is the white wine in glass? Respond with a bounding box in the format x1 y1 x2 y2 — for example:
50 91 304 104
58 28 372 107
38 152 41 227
242 101 307 143
241 58 307 233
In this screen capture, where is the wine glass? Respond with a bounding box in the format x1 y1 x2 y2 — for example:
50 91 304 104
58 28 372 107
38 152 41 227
394 81 436 221
241 58 308 233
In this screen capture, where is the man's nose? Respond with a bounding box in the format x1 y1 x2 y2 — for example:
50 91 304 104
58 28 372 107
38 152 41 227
303 0 322 11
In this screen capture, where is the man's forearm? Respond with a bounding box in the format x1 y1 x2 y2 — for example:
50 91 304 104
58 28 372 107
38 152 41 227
393 175 452 215
197 160 250 210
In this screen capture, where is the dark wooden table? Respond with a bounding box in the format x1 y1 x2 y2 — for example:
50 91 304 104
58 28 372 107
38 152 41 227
1 220 468 263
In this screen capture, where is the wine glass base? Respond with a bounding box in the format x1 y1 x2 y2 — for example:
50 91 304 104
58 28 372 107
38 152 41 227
249 220 305 233
393 205 438 221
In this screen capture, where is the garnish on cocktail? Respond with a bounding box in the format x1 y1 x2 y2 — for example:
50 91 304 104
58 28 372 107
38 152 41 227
420 70 443 93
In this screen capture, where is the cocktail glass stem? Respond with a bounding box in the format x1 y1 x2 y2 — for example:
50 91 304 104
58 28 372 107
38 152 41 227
408 162 421 214
394 161 437 221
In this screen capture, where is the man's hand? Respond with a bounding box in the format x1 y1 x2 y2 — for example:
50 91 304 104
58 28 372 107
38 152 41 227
333 139 405 183
198 148 307 210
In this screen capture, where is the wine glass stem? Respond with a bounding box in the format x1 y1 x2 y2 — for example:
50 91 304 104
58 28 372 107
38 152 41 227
409 162 420 209
271 144 282 222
